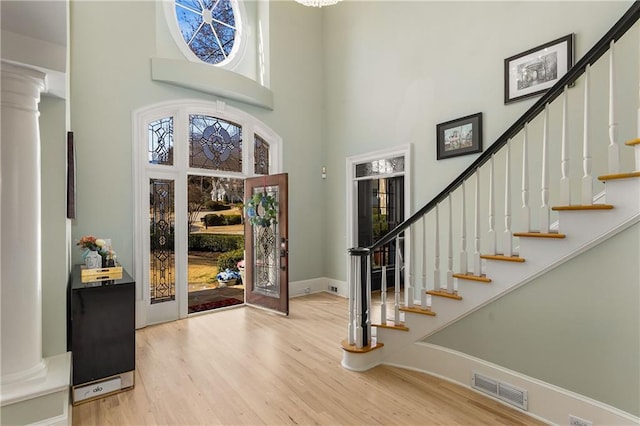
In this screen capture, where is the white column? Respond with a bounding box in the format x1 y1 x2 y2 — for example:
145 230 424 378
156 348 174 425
541 104 551 233
1 61 47 384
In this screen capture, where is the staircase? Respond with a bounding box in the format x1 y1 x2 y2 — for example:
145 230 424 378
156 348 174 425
341 3 640 424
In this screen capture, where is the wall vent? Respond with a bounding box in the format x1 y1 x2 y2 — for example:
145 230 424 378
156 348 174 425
472 372 528 411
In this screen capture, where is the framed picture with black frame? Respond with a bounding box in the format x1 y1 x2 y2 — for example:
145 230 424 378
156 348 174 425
436 112 483 160
504 33 574 104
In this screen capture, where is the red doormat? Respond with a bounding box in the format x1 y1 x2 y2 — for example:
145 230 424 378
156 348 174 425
189 298 244 313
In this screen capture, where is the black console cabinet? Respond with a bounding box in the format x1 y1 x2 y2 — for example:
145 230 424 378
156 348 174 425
67 265 135 403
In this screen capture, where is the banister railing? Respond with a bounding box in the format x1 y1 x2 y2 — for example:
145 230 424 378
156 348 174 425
368 1 640 253
345 1 640 349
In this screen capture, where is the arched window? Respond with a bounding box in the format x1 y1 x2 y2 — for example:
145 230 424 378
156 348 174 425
171 0 242 67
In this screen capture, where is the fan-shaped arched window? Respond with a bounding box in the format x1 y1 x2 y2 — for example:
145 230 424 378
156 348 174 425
174 0 240 66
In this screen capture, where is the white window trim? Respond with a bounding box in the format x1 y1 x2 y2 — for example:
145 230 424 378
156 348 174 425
162 0 248 71
132 99 282 328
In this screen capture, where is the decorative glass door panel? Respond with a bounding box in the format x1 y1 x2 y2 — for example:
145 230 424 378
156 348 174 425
252 185 280 297
244 174 288 315
149 178 176 304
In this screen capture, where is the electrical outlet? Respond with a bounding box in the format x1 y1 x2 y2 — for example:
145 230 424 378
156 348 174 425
330 286 338 292
569 415 592 426
304 287 310 294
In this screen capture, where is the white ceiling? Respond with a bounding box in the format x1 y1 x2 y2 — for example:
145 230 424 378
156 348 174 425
1 1 67 46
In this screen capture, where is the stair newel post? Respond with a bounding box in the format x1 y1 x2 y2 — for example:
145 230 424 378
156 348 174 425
347 249 357 346
421 215 428 308
380 265 387 325
474 169 482 276
488 154 497 254
608 39 620 174
582 64 594 206
355 252 363 348
447 194 455 295
521 123 531 231
503 139 513 257
560 86 571 206
394 235 401 324
540 104 551 233
459 182 468 274
433 203 441 292
347 247 369 348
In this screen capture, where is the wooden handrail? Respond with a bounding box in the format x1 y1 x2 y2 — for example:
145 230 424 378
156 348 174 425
360 1 640 252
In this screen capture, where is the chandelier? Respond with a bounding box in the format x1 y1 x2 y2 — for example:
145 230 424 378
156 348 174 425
294 0 341 7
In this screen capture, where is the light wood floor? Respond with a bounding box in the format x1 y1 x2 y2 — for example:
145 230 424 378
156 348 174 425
72 292 545 425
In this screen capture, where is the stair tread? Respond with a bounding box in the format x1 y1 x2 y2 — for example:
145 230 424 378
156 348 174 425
552 204 614 211
452 273 492 283
341 339 384 353
373 321 410 331
399 305 436 316
625 138 640 146
426 290 463 300
480 254 526 262
598 171 640 181
513 232 566 239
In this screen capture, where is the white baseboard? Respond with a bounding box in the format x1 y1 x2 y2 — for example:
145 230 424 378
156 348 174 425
385 343 639 426
289 277 348 298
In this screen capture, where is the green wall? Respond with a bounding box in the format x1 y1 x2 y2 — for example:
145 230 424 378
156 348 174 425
69 0 326 280
426 223 640 416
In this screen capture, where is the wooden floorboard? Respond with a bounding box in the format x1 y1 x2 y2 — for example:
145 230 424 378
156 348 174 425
72 292 545 425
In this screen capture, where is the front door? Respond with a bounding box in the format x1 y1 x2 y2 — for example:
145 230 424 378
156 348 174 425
244 173 289 315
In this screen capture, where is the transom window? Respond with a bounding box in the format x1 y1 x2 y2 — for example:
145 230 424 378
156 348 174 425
174 0 239 66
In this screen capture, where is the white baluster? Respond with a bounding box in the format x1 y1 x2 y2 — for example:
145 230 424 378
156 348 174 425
488 154 497 253
447 194 454 294
421 215 427 308
541 104 551 233
380 265 387 325
459 182 468 274
608 40 620 174
433 203 441 292
522 123 531 231
426 294 432 311
474 169 482 276
504 139 513 256
560 86 571 206
582 64 593 206
394 235 401 324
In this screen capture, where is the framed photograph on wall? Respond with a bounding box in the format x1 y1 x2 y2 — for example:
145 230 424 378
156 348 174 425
436 112 483 160
504 33 574 104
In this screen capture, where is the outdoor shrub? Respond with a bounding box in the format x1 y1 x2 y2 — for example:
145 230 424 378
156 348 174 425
217 249 244 271
224 214 242 225
188 234 244 252
203 214 226 226
205 200 232 211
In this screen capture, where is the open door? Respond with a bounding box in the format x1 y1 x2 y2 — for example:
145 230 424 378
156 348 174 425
244 173 289 315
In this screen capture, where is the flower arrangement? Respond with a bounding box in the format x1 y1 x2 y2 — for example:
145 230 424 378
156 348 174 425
76 235 116 265
216 268 241 283
244 192 278 227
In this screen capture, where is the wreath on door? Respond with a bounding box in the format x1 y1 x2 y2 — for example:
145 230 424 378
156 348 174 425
244 192 278 227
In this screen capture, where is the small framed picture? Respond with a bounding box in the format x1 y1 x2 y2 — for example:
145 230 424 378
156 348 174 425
436 112 483 160
504 34 574 104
